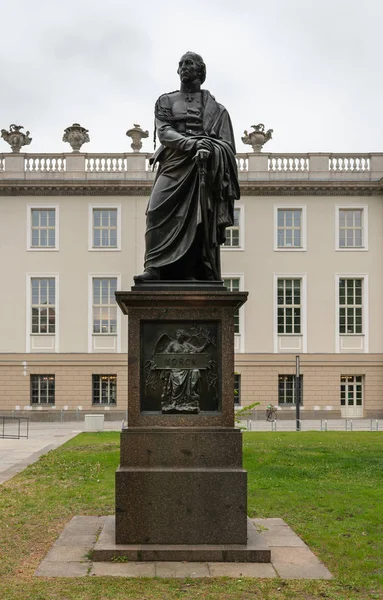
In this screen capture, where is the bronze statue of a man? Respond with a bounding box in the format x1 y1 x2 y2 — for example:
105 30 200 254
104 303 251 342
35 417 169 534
135 52 240 282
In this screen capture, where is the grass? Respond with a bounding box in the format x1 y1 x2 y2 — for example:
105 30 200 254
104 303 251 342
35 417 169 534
0 431 382 599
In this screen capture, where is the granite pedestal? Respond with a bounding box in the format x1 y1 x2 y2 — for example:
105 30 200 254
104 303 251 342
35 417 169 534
116 427 247 545
96 285 269 562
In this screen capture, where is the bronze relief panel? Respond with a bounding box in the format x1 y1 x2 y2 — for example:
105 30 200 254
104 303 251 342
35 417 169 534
141 321 220 414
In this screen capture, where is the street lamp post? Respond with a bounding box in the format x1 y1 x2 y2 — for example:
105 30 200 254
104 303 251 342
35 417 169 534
295 355 301 431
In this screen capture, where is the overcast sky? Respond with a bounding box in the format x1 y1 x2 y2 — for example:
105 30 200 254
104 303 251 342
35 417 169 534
1 0 382 155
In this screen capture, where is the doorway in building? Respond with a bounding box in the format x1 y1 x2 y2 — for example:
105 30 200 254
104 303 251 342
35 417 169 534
340 375 363 417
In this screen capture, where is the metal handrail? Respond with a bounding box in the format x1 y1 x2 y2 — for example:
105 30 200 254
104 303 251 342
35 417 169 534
0 416 29 439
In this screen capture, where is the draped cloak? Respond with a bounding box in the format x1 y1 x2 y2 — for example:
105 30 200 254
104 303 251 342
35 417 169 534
144 89 240 278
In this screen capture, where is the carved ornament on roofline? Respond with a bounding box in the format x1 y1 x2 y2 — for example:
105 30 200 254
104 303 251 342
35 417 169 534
62 123 90 153
1 125 32 153
126 124 149 152
242 123 273 152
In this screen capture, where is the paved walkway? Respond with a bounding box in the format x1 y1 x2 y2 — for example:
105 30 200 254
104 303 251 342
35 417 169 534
0 420 122 484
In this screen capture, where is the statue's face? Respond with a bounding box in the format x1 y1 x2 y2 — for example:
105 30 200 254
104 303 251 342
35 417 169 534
178 54 199 84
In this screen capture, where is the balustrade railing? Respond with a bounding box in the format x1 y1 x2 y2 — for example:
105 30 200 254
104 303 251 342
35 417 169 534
329 154 370 172
85 154 127 172
269 155 309 172
236 154 249 172
0 152 381 179
25 154 66 172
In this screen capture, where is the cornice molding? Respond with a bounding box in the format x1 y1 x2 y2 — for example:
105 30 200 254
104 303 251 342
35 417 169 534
0 179 382 197
0 180 152 196
240 181 383 196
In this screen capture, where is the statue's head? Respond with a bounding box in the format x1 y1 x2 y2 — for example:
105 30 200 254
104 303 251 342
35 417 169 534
175 329 189 341
177 51 206 85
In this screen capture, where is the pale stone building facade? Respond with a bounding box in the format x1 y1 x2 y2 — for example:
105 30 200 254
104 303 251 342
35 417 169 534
1 148 382 419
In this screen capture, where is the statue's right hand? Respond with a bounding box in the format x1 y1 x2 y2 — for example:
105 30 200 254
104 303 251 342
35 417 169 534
195 148 210 163
196 139 211 153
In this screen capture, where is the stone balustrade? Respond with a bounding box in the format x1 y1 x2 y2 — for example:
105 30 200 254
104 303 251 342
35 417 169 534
269 155 309 172
25 154 66 172
0 151 382 182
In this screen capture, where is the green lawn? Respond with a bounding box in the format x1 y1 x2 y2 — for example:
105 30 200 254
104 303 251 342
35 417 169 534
0 431 382 600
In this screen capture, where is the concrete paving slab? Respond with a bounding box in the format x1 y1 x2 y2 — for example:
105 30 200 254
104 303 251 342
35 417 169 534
155 562 210 578
271 547 322 565
208 562 277 578
64 515 106 534
45 546 90 562
35 561 90 577
271 546 333 579
274 563 333 579
252 518 307 547
90 562 156 577
56 533 98 546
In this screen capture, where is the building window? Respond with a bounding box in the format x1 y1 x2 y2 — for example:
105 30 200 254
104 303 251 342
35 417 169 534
223 277 240 334
339 209 363 248
339 279 363 334
31 278 55 334
277 209 302 248
92 375 117 405
224 208 241 248
234 373 241 405
277 279 301 334
30 375 55 405
278 375 303 406
31 209 56 248
92 278 117 334
92 208 118 248
340 375 363 407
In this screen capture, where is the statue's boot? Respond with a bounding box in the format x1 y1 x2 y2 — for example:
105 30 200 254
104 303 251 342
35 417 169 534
134 267 160 282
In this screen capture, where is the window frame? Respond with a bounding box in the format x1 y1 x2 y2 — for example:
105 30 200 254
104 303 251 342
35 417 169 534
31 277 56 335
30 374 55 406
273 273 307 353
274 205 307 251
335 205 368 251
278 374 303 406
222 204 244 251
222 273 245 352
88 204 121 251
88 273 121 353
335 274 369 353
234 373 241 406
338 278 363 335
92 374 117 406
26 273 59 353
340 375 363 407
277 278 302 335
27 204 59 251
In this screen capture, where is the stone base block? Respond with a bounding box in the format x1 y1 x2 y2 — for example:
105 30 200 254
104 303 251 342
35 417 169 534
116 427 248 546
94 516 271 563
116 465 247 545
119 427 243 468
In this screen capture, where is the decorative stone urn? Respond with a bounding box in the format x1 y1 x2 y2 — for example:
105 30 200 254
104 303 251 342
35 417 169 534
126 124 149 152
1 124 32 153
242 124 273 152
62 123 90 152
